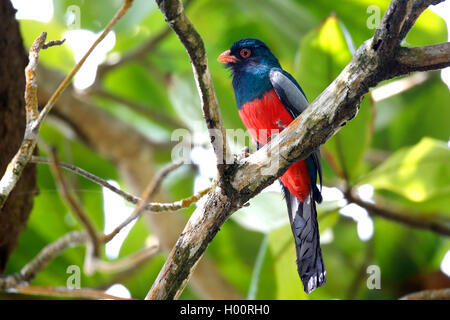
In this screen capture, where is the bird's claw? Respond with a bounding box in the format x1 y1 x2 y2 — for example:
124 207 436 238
234 146 251 163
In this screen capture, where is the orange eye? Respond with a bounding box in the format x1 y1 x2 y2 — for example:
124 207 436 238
240 48 251 59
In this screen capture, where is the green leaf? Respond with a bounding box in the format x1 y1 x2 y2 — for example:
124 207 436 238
295 15 373 182
103 63 173 114
249 204 339 299
232 191 289 233
372 218 442 298
168 74 205 131
114 217 166 299
232 189 340 234
227 0 316 48
315 221 365 299
207 219 262 296
359 138 450 213
373 76 450 151
294 0 447 47
260 224 309 299
247 235 269 299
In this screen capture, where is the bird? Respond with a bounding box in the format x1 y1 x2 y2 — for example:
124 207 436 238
218 38 325 293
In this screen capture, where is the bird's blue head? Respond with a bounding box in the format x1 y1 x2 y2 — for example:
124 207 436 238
218 39 281 108
218 38 281 74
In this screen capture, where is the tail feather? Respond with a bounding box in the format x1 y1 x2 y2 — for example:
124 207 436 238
282 183 326 294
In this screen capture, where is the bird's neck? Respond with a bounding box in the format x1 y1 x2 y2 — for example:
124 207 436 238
232 66 272 109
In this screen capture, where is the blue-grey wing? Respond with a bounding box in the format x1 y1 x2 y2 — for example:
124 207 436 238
269 68 309 118
269 68 322 192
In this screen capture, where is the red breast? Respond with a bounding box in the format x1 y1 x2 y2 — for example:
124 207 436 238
238 88 311 201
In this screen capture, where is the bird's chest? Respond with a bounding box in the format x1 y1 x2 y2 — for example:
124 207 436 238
238 89 293 145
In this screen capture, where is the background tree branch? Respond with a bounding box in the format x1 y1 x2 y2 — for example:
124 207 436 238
345 190 450 237
400 288 450 299
155 0 231 178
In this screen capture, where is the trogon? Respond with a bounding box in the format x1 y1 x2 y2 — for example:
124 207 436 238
218 38 325 293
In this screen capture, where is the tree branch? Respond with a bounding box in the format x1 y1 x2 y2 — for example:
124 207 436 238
11 285 134 300
91 242 159 274
47 149 102 257
31 156 140 204
0 32 48 210
0 231 87 290
346 191 450 237
31 156 209 214
400 288 450 300
398 0 445 41
395 42 450 74
102 160 185 244
146 0 450 299
155 0 231 178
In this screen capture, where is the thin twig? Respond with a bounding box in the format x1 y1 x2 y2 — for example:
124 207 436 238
43 38 66 49
25 32 47 123
31 156 208 213
92 240 159 273
48 148 102 257
140 160 186 201
0 183 210 290
103 160 189 243
31 156 139 204
11 285 134 300
84 160 191 275
347 239 374 299
0 155 210 290
36 0 135 125
0 231 87 289
346 191 450 237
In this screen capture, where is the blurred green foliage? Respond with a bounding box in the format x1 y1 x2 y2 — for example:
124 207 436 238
8 0 450 300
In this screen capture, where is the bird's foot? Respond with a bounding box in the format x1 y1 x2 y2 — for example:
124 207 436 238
234 146 251 163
